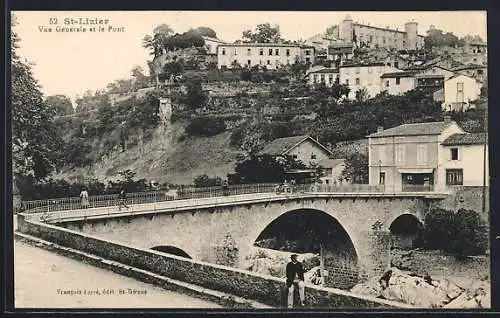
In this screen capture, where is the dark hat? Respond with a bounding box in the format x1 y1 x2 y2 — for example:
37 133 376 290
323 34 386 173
290 254 298 259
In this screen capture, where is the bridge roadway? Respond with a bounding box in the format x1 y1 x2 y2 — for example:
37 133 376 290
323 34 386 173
29 191 447 224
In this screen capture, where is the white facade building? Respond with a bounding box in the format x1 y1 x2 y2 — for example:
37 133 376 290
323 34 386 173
202 36 228 55
380 71 417 95
307 68 340 87
339 63 400 99
442 74 482 111
216 44 315 69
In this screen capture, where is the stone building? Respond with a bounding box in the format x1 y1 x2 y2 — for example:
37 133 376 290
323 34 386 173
339 62 400 99
380 71 417 96
367 116 464 193
216 43 315 69
335 15 425 51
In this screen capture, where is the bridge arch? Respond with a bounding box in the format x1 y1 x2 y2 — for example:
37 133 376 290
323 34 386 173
151 245 192 259
389 213 423 250
251 208 360 289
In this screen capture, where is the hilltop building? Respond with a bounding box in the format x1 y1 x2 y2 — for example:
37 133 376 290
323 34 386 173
335 15 425 51
216 43 315 69
339 62 400 99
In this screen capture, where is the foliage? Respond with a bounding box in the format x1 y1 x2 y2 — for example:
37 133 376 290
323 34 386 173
106 169 148 194
16 175 106 200
184 76 207 109
339 152 369 183
242 23 282 43
193 174 223 187
355 87 369 102
75 90 110 113
190 26 217 38
159 61 184 82
227 154 306 184
423 208 487 257
11 21 64 181
45 95 74 116
425 28 465 49
185 117 226 137
131 65 150 89
162 32 205 51
142 24 173 56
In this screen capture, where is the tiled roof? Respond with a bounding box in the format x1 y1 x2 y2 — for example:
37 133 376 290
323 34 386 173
340 62 385 68
441 133 486 146
259 135 332 156
368 121 457 138
317 158 345 168
308 68 339 74
381 71 418 78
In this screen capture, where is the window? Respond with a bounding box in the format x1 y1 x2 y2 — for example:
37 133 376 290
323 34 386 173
394 61 399 69
396 78 401 85
369 35 373 43
417 144 427 165
311 153 317 159
379 172 386 185
346 79 349 85
275 49 279 56
368 67 372 73
222 48 226 55
305 50 311 56
329 74 334 83
320 74 325 83
386 80 390 87
292 154 298 159
446 169 463 185
457 82 464 92
259 60 263 65
286 49 290 56
247 48 251 56
355 67 360 74
305 57 310 63
450 148 459 160
395 145 405 164
313 74 318 83
355 78 360 85
234 48 237 55
269 49 273 55
259 48 264 55
267 60 271 65
247 60 251 65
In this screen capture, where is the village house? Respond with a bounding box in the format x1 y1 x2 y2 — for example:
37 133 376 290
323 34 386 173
367 116 466 193
380 70 417 95
258 135 344 182
441 74 482 112
307 67 339 87
339 62 400 99
202 36 228 55
440 132 488 188
317 159 346 185
216 43 315 69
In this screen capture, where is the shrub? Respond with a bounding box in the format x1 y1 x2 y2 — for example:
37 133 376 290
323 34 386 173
185 117 226 137
423 208 487 257
193 174 222 187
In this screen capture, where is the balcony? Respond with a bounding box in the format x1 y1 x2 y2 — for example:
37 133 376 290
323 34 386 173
402 184 434 192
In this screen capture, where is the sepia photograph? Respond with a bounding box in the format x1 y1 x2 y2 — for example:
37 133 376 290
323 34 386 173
10 10 490 310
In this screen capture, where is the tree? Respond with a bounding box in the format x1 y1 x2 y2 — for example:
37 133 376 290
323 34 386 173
45 95 74 116
184 77 207 110
142 24 174 57
131 65 150 90
242 23 282 43
425 28 464 49
190 26 217 38
193 174 222 187
228 154 306 184
355 87 370 102
339 153 369 183
11 17 63 181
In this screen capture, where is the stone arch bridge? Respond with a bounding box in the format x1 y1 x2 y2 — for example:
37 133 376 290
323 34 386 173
46 192 445 289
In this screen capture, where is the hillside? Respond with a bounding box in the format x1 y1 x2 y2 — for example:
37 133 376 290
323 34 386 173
54 121 242 185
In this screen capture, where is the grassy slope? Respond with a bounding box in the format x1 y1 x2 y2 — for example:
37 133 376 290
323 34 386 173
55 121 242 185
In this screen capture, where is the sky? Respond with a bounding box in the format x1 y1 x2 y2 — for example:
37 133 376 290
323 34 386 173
13 11 487 103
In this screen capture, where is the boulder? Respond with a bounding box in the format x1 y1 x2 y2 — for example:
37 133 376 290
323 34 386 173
432 278 463 300
350 276 383 297
379 268 450 308
443 292 479 309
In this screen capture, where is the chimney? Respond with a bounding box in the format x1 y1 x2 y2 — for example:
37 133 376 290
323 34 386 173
444 116 451 124
377 126 384 133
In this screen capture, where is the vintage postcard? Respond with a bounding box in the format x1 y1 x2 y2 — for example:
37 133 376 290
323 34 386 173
11 10 490 310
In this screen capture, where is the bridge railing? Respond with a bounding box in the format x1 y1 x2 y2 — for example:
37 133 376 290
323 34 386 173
310 184 386 193
19 183 280 213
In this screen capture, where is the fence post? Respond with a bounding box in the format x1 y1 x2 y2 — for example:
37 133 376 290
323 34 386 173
47 200 50 213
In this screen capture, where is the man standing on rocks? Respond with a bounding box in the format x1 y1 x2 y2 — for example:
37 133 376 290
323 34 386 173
286 254 305 308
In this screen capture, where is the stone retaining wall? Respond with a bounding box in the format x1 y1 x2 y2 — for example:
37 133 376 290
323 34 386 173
17 214 411 309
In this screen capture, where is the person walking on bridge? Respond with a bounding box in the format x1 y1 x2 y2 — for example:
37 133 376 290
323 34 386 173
118 189 129 211
286 254 305 308
79 188 89 209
